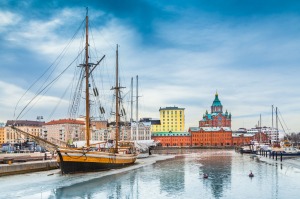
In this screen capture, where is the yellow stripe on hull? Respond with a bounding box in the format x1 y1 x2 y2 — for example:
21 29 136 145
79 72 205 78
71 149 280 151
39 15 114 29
57 149 137 164
56 148 137 174
58 154 136 164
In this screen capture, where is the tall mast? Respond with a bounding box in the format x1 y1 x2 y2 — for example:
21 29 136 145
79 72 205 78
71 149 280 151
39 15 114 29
115 44 119 152
259 114 261 143
136 75 139 140
130 77 133 122
272 105 273 144
272 105 274 130
85 8 90 147
276 107 278 143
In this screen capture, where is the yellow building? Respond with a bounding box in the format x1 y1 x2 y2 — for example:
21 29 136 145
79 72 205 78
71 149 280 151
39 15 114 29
0 127 5 144
152 106 185 132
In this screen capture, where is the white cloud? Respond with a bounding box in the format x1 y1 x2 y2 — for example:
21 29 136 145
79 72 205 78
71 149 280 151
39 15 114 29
0 11 21 29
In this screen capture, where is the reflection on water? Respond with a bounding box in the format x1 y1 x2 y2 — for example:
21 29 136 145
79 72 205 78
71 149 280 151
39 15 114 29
3 149 300 199
156 157 186 196
50 149 300 199
199 152 232 199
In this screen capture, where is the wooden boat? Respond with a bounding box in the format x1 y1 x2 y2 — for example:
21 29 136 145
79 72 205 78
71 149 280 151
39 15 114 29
56 9 137 174
12 8 137 174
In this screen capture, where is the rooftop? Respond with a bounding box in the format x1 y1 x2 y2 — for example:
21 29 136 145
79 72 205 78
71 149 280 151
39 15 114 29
152 131 190 136
159 106 185 111
6 120 45 127
45 119 85 125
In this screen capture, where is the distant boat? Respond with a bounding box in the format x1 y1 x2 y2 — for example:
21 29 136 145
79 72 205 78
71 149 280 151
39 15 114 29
269 107 300 156
271 140 300 156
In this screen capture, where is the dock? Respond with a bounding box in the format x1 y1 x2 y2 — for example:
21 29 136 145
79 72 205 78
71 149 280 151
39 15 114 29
0 152 57 176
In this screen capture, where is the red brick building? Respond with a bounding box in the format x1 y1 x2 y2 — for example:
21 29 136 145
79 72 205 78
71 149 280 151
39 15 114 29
189 127 232 146
151 132 191 147
232 132 269 146
152 130 266 147
199 93 231 128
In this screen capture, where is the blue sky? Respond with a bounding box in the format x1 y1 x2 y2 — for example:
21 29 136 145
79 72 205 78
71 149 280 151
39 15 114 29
1 0 300 132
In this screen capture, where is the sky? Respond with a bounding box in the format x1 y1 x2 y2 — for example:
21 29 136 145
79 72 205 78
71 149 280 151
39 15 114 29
1 0 300 132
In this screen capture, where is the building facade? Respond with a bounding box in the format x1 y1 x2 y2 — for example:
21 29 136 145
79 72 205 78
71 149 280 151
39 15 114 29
0 127 5 144
4 120 45 143
42 119 85 143
131 120 151 141
189 127 232 146
199 93 231 128
151 106 185 132
91 121 109 141
232 132 269 146
247 127 282 143
152 131 191 147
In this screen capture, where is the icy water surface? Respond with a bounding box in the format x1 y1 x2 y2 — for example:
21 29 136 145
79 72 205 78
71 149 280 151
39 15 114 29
1 149 300 199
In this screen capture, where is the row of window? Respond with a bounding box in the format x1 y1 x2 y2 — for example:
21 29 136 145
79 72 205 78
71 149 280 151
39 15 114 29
162 118 183 121
161 110 183 114
192 135 231 138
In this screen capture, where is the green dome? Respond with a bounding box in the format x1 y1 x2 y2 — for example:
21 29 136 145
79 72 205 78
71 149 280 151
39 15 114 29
212 93 222 106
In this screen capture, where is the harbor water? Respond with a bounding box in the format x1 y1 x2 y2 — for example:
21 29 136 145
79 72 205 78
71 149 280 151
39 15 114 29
1 149 300 199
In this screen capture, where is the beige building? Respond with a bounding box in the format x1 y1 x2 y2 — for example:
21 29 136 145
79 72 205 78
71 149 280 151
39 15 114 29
151 106 185 132
91 121 109 141
42 119 85 143
4 120 45 143
108 122 131 141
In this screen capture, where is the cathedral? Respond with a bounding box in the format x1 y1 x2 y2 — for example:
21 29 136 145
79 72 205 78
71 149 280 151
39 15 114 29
199 92 231 128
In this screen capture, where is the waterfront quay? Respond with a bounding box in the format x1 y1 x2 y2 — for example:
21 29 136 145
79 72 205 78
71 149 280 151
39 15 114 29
0 152 56 176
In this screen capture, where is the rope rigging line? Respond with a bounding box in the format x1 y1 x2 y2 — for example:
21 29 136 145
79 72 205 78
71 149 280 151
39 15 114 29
278 109 290 134
68 68 85 119
278 117 287 135
15 48 86 122
13 17 86 120
90 73 106 121
48 77 76 121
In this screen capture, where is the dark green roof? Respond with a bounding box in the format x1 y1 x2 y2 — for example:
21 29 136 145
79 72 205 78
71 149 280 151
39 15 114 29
212 93 222 106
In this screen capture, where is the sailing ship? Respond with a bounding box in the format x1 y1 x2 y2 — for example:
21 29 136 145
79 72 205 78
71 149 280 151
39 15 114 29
12 8 137 174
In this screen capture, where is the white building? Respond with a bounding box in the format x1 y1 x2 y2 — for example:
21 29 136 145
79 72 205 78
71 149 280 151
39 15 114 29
131 121 151 141
246 127 284 143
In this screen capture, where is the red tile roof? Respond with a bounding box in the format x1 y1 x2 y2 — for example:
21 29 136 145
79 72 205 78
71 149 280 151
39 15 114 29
45 119 85 125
